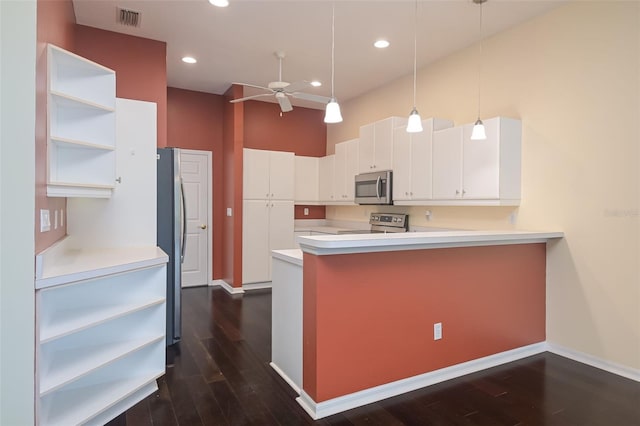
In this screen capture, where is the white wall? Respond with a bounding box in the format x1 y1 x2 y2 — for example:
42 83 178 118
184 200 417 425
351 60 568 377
0 0 37 424
327 2 640 372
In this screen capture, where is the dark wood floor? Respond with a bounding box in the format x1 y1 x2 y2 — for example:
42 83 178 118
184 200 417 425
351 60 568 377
107 286 640 426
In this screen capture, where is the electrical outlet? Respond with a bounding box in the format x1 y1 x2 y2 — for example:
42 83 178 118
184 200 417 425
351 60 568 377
304 207 309 216
226 207 233 217
434 322 442 340
425 210 432 221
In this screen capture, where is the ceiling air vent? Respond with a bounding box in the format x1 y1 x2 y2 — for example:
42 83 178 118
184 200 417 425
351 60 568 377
117 7 141 27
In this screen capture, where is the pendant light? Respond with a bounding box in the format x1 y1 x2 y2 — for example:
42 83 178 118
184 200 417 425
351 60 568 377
324 2 343 124
471 0 487 140
406 0 423 133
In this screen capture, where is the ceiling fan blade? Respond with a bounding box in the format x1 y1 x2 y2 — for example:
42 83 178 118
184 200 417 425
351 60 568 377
277 94 293 112
231 82 272 92
289 92 332 104
282 80 311 93
229 93 273 103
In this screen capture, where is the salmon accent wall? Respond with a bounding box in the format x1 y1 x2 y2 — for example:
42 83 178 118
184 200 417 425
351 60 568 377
74 25 167 148
303 244 546 402
244 101 326 157
34 0 76 253
295 205 326 220
167 88 224 279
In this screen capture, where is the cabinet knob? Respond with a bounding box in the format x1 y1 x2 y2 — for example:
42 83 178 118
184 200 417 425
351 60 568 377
455 190 460 195
462 190 466 196
115 177 122 184
199 224 207 230
410 192 413 196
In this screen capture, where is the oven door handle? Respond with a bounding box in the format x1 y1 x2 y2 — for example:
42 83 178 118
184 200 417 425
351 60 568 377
376 176 381 200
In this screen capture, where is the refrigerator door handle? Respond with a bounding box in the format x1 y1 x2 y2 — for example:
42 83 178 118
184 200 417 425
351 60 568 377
179 177 187 263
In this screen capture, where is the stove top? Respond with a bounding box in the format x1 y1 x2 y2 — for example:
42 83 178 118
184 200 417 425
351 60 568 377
369 213 409 233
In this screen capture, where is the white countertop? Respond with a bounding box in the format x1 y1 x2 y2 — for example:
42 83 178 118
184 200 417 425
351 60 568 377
272 249 303 266
35 237 168 289
297 230 564 255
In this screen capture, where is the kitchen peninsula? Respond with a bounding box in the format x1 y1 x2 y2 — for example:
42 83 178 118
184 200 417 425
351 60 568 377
271 230 563 419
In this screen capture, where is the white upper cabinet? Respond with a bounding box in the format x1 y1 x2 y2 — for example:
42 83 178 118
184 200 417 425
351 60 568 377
432 117 522 205
333 138 359 203
393 118 453 203
318 155 335 203
294 156 320 204
47 44 117 198
358 117 407 173
243 148 294 200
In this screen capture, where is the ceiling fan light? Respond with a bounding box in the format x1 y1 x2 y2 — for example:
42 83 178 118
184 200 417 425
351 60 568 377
208 0 229 7
471 118 487 140
406 108 423 133
324 98 343 123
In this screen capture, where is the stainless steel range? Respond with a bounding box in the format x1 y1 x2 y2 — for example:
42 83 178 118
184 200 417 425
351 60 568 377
337 213 409 234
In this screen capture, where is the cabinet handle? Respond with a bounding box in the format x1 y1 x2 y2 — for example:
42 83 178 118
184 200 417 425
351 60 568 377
410 192 413 196
462 190 466 196
115 177 122 183
455 190 460 195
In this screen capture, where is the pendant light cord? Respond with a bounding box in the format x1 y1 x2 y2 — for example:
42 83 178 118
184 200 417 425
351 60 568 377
477 0 483 118
412 0 418 108
331 2 336 99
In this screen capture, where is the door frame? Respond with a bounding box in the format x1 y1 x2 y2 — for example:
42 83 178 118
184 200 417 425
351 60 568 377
180 149 213 286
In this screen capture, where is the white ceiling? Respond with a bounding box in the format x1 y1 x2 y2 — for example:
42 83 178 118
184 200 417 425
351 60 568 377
72 0 565 109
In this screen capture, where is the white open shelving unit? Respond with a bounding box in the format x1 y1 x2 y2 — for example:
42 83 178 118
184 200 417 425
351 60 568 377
47 44 116 198
35 242 168 426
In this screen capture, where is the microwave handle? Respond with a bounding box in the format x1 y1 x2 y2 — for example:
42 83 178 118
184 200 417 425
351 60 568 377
376 176 381 200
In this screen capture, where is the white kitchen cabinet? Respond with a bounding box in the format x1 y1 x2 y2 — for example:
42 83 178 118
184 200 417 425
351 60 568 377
242 199 294 284
294 156 320 204
333 138 359 203
35 243 167 426
358 117 407 173
432 117 521 205
318 155 335 203
46 44 117 198
393 118 453 204
243 148 294 200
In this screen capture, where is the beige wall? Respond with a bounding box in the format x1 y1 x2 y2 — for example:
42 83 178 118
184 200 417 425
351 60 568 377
327 2 639 371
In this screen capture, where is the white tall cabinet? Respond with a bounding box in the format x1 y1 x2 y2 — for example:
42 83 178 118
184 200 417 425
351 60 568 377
242 148 295 284
358 117 407 173
393 118 453 204
432 117 522 205
294 156 320 204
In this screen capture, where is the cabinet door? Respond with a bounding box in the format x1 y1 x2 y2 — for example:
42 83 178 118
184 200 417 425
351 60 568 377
242 200 270 283
392 127 412 201
294 156 319 203
269 200 295 252
358 123 375 173
319 155 335 202
344 139 359 201
410 126 433 200
462 118 500 199
432 127 463 199
269 151 295 200
243 149 270 200
373 118 394 171
334 142 347 200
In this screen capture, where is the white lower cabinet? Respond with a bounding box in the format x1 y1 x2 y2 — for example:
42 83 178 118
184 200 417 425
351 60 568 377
35 246 167 426
242 199 294 284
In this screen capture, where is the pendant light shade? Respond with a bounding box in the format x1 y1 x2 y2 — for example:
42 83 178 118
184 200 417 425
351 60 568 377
407 108 423 133
472 0 487 140
406 0 423 133
324 98 343 123
324 2 343 124
471 118 487 140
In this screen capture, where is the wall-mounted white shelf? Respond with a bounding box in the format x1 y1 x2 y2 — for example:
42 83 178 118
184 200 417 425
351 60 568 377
46 44 117 198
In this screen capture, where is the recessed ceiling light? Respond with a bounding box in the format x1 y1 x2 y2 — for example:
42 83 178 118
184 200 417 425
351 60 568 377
182 56 197 64
374 39 390 49
310 81 322 87
209 0 229 7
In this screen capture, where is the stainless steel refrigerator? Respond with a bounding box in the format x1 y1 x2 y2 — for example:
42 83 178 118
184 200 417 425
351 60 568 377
157 147 186 346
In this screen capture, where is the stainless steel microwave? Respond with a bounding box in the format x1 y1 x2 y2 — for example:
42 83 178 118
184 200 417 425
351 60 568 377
354 170 393 205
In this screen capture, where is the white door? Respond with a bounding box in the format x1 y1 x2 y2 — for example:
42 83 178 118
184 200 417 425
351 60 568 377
180 150 211 287
462 118 500 199
269 151 295 200
433 126 463 199
392 127 412 201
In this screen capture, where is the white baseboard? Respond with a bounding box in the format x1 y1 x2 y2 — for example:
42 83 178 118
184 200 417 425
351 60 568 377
270 362 301 395
296 342 547 420
243 281 272 291
218 280 245 295
209 279 223 287
546 342 640 382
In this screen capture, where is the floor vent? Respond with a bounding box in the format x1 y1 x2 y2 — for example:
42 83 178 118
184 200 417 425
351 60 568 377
117 7 141 27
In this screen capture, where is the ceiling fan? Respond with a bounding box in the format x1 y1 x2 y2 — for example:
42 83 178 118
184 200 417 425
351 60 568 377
230 51 331 113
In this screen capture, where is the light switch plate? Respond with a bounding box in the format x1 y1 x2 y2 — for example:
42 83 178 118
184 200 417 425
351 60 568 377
40 209 51 232
226 207 233 217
